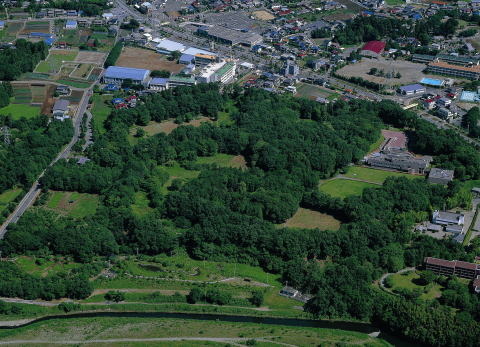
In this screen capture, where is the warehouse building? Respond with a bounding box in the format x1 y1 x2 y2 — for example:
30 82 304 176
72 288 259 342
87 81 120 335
103 66 151 86
398 84 426 96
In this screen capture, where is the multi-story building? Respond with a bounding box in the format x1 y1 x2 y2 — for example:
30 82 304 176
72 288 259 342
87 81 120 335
424 257 480 279
428 61 480 80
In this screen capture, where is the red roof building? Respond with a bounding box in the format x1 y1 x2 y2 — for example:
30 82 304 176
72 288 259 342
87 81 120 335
361 41 386 56
424 257 480 279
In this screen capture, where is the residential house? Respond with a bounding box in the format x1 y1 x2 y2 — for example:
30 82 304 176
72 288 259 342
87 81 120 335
52 99 70 120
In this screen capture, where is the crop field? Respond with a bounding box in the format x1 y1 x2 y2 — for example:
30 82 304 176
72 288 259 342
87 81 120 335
35 50 78 74
76 51 106 65
0 316 389 346
56 78 91 88
21 21 50 34
12 86 31 103
63 90 84 104
71 63 94 79
0 188 22 214
344 166 419 184
88 67 103 81
30 84 46 103
196 153 247 169
45 190 99 218
319 178 379 198
0 102 40 119
58 29 81 45
337 58 437 86
281 207 341 230
0 22 22 41
116 47 184 73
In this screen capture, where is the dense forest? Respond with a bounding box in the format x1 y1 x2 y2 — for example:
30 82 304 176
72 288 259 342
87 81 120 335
27 0 110 16
0 115 73 193
0 40 48 81
1 85 480 345
334 12 458 45
0 82 13 109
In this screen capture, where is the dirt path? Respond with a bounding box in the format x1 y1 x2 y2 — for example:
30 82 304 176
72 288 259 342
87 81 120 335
0 337 296 346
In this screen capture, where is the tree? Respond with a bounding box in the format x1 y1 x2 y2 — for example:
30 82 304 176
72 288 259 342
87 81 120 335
249 291 264 307
170 50 182 62
187 287 203 304
104 290 125 302
150 70 171 78
418 270 436 285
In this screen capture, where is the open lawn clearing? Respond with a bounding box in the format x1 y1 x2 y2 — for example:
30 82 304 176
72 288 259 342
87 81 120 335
131 191 153 216
116 47 184 73
45 190 99 218
91 94 113 133
196 153 247 169
0 188 22 213
157 163 200 194
337 57 440 86
387 270 443 300
295 82 334 100
15 256 80 277
75 51 106 65
123 252 280 285
280 207 341 230
0 102 40 119
344 166 419 184
35 49 78 74
319 178 379 198
71 63 94 79
138 116 213 136
251 10 275 20
0 317 389 346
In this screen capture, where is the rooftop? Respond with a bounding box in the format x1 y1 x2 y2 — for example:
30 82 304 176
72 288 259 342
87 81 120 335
53 99 70 111
425 257 456 268
429 168 454 180
429 61 480 73
399 84 424 92
156 39 187 52
150 77 169 85
361 41 386 54
104 66 150 81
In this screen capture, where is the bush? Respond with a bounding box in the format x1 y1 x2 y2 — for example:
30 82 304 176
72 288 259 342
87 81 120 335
249 291 264 307
104 290 125 302
58 302 80 313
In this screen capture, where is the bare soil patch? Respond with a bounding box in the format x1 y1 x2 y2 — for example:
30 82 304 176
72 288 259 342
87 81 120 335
116 47 184 73
281 208 341 230
75 51 106 65
41 85 56 115
231 155 247 169
251 10 275 21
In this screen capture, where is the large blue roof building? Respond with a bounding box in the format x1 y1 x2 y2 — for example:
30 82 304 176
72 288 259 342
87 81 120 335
103 66 151 86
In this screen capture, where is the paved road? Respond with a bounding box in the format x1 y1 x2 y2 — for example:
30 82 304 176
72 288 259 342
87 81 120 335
0 88 92 238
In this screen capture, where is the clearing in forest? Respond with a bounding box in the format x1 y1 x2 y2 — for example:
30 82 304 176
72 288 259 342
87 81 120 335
281 207 341 230
45 191 99 218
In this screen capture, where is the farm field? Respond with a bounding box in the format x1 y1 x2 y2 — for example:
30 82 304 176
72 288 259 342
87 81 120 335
76 51 106 65
35 49 78 74
21 21 50 34
343 166 420 184
116 47 184 73
1 22 23 41
0 102 40 119
281 207 341 230
0 316 389 346
196 153 247 169
91 94 113 133
319 178 379 198
251 10 275 20
45 190 99 218
386 270 443 301
71 63 94 79
0 188 22 214
56 79 91 88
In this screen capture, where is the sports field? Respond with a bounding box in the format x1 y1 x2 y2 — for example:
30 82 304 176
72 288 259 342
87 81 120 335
344 166 418 184
319 178 378 198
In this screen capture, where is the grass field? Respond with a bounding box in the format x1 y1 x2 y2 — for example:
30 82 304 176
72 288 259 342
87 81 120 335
0 316 390 346
45 191 99 218
35 50 78 74
131 191 153 216
91 94 113 133
295 82 336 100
196 153 247 169
281 207 341 230
15 256 80 278
387 270 443 301
157 163 200 194
0 188 22 213
0 102 40 119
319 178 379 198
343 166 419 184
